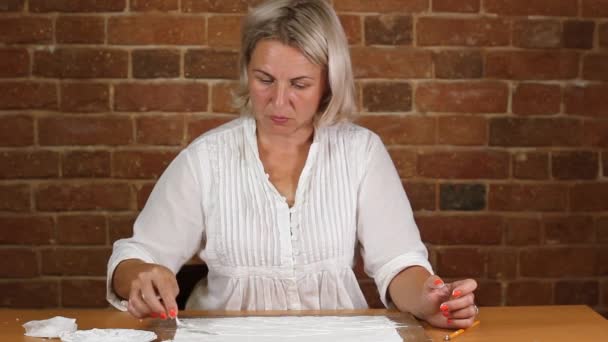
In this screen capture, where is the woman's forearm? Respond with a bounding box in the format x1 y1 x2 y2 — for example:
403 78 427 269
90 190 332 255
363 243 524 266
387 266 432 319
112 258 146 299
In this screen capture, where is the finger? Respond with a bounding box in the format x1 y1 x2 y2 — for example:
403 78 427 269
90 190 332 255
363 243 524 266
440 293 475 312
445 316 477 329
154 275 180 318
447 304 478 319
140 282 167 319
449 278 478 298
127 285 149 318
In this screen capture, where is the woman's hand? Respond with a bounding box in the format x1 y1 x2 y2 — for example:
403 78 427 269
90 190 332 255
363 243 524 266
113 259 180 319
420 276 478 329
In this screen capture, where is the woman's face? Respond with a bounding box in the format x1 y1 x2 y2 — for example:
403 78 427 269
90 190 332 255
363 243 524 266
247 39 327 138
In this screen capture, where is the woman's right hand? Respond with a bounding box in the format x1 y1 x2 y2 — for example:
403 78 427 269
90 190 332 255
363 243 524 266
112 259 180 319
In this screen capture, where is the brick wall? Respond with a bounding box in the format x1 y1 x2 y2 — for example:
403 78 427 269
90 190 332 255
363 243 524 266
0 0 607 316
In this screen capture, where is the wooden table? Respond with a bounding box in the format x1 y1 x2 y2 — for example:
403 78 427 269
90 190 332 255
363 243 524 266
2 305 606 341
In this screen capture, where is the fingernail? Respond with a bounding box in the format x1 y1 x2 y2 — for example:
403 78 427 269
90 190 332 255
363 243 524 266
447 319 453 324
169 309 177 318
440 304 449 312
442 311 449 317
453 290 462 297
433 279 443 286
150 312 158 318
160 312 167 320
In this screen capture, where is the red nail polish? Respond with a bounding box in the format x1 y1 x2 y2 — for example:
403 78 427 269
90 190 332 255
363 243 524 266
169 309 177 318
440 304 449 312
442 311 449 317
447 319 453 324
434 279 443 286
150 312 158 318
160 312 167 319
453 290 462 297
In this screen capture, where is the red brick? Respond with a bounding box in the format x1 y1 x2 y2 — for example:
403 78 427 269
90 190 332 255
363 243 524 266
41 247 111 276
357 115 434 145
131 0 178 11
0 280 59 308
486 51 579 80
30 0 125 12
34 48 128 79
490 117 583 147
582 0 608 17
0 82 57 110
35 183 132 211
113 150 178 179
544 215 595 245
0 17 52 44
484 0 577 16
416 215 502 245
60 83 110 112
598 216 608 243
387 148 417 178
434 50 482 79
0 151 59 179
565 84 608 117
108 214 136 243
0 249 38 277
487 248 517 280
552 151 599 180
39 116 133 146
416 82 508 113
132 49 181 78
187 116 239 142
182 0 253 13
489 184 568 212
418 150 509 179
62 279 108 307
418 17 509 46
403 182 435 211
0 216 54 244
334 0 427 12
136 115 185 145
512 20 561 49
0 48 29 77
436 248 484 277
361 82 412 112
513 83 561 115
505 217 541 245
365 15 412 46
62 150 111 178
475 280 502 306
57 215 107 245
185 49 239 79
108 15 205 45
506 281 553 305
555 281 599 305
56 16 105 44
563 21 595 49
520 247 596 277
582 54 608 81
0 115 33 146
136 182 155 210
208 15 242 48
0 184 30 212
433 0 479 12
0 0 24 11
600 23 608 47
211 82 239 114
339 15 361 45
115 83 208 112
351 47 432 78
437 116 487 146
512 151 549 180
570 183 608 212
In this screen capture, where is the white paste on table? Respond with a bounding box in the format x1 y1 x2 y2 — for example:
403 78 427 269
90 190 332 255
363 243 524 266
60 328 157 342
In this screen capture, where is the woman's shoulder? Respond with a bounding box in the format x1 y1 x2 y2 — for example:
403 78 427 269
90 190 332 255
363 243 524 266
323 121 383 151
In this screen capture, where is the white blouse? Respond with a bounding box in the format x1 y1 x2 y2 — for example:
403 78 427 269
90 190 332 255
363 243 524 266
107 116 433 311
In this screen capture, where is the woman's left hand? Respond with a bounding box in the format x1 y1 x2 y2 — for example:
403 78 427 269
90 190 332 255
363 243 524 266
420 276 478 329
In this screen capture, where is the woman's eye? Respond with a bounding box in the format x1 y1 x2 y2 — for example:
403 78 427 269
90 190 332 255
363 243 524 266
292 83 308 89
259 78 273 84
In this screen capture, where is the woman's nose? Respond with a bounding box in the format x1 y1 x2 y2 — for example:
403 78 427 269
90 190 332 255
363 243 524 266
272 83 289 108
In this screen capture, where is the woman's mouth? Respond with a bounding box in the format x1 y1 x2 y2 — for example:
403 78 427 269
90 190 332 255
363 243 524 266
270 115 289 124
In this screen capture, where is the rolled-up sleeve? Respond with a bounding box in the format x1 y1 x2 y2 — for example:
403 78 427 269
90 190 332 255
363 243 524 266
356 135 433 308
106 147 206 311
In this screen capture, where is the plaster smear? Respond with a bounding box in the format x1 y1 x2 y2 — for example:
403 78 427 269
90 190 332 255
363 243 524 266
60 328 157 342
168 316 406 342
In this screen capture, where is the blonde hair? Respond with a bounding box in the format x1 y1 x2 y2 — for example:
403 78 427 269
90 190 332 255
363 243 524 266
234 0 356 127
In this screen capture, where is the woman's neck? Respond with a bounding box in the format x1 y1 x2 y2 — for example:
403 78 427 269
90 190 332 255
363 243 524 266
255 123 314 154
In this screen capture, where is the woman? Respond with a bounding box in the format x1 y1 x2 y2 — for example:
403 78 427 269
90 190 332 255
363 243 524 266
107 0 478 329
